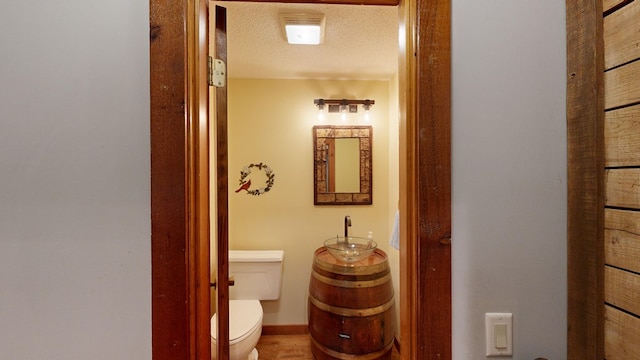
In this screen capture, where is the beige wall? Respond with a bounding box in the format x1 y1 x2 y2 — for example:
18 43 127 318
224 78 398 325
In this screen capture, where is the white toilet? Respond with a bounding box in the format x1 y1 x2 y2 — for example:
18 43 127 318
210 250 284 360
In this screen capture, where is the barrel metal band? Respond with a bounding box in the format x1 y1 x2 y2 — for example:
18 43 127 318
313 258 389 276
310 334 394 360
312 270 392 288
309 295 395 317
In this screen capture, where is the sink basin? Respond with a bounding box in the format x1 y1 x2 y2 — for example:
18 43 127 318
323 236 377 264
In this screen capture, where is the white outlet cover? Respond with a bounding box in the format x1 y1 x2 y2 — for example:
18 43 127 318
485 313 513 356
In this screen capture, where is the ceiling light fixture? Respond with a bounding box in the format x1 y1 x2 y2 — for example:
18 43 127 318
280 13 325 45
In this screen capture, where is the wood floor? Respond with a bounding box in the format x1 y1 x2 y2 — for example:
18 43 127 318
255 334 401 360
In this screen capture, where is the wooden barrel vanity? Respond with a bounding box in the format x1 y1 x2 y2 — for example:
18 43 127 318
308 247 395 360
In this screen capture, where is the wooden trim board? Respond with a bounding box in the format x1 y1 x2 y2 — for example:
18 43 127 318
566 1 605 359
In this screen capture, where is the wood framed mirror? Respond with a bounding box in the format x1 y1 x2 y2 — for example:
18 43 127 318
313 125 372 205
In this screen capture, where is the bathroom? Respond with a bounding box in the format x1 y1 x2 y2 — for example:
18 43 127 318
208 1 401 356
0 0 572 358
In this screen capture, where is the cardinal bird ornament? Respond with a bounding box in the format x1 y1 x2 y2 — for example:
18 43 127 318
235 162 275 196
235 179 251 193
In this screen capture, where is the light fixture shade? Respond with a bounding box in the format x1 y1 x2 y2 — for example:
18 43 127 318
285 24 321 45
280 13 325 45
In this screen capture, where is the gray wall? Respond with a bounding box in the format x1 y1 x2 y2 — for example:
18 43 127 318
452 0 567 358
0 1 151 359
0 0 566 359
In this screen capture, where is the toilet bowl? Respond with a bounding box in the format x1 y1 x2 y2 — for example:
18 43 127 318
210 250 284 360
211 299 263 360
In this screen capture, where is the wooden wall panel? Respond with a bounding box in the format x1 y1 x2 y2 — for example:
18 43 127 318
604 0 632 15
604 0 640 69
605 266 640 316
605 209 640 273
605 305 640 360
604 2 640 358
604 60 640 109
605 168 640 208
571 0 640 358
605 105 640 167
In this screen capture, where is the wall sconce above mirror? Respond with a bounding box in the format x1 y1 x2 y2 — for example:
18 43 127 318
313 125 372 205
314 99 375 121
314 99 375 112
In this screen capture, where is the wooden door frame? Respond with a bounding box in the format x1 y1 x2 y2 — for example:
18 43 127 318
149 0 452 359
566 1 605 359
398 0 451 358
150 0 211 359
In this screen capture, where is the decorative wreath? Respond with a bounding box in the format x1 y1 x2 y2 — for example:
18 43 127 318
235 162 275 196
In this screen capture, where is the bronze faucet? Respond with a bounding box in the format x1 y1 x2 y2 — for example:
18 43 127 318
344 215 351 238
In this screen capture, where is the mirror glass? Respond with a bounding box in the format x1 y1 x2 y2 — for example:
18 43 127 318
334 138 360 193
313 125 372 205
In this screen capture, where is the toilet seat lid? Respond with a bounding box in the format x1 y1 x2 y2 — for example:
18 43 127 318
211 300 263 343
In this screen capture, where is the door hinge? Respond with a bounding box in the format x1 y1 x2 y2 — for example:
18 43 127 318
208 57 226 87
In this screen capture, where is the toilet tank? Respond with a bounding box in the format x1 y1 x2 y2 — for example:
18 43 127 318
228 250 284 301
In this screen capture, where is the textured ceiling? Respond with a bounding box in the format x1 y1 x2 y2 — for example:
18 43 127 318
223 2 399 80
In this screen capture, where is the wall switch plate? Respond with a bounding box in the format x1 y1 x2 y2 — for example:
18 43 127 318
485 313 513 356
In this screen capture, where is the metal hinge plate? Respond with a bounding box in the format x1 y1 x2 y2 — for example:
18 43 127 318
208 57 226 87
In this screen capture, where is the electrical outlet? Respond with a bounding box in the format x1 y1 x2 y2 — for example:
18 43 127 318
485 313 513 356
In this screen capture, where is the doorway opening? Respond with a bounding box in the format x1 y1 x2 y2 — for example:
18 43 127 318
215 0 401 338
149 0 451 359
